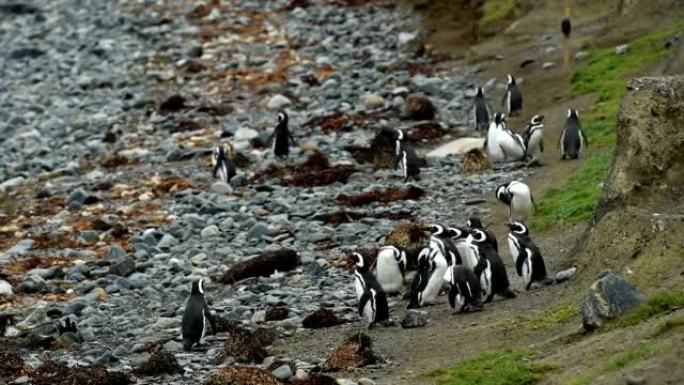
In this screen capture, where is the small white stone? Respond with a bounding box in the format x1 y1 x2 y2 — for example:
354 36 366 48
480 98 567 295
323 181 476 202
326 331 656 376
234 127 259 141
0 280 13 296
615 44 630 55
398 32 417 45
267 94 292 110
361 93 384 109
542 62 556 69
201 225 220 238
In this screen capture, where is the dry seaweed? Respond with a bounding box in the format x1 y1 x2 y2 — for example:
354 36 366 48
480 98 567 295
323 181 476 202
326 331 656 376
302 308 346 329
264 307 289 322
221 249 299 284
323 333 378 371
461 148 491 174
0 351 27 381
337 185 425 206
256 151 357 187
31 360 131 385
385 222 429 268
406 121 447 141
224 327 268 364
132 350 184 376
205 366 281 385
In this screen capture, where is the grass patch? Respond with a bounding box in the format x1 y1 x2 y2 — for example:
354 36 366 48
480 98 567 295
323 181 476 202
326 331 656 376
568 344 659 385
651 315 684 337
616 292 684 328
480 0 516 28
531 153 612 231
505 304 577 331
425 349 554 385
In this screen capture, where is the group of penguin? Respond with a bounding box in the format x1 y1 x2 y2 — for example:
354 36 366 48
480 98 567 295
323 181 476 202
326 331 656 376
352 179 550 328
475 75 588 164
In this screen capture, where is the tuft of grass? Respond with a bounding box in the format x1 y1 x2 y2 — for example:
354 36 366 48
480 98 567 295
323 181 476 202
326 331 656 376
425 349 554 385
616 292 684 328
480 0 517 28
531 154 612 231
505 304 577 331
651 315 684 337
568 344 659 385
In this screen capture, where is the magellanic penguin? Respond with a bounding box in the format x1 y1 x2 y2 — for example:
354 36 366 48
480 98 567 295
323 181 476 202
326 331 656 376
181 279 217 351
394 129 421 182
559 109 588 160
473 86 492 132
271 111 296 159
503 74 523 117
408 248 448 309
522 114 544 165
465 217 498 253
374 245 407 295
507 221 552 290
429 224 461 266
444 265 483 313
446 226 478 271
484 113 507 162
561 17 572 38
496 181 535 222
351 252 391 328
467 229 516 302
211 145 236 183
498 124 526 162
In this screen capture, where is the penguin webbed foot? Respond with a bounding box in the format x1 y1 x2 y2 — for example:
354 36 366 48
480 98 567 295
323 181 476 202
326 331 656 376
501 289 517 299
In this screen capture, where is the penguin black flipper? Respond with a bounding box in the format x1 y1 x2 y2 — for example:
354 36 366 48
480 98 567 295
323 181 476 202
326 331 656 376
515 248 525 277
539 139 544 153
358 290 372 317
581 129 589 148
203 302 217 336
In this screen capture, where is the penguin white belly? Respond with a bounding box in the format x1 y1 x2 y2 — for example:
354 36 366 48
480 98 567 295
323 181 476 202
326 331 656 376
362 293 376 324
455 293 465 311
507 235 520 270
354 273 365 301
457 241 478 271
422 255 448 306
200 314 207 343
218 165 228 182
511 194 534 222
486 125 505 162
375 259 403 294
523 253 533 287
527 130 543 158
480 260 492 299
499 133 525 161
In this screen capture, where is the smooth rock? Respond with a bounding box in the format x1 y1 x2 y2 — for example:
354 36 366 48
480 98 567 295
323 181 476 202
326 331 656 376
401 309 427 328
267 94 292 110
201 225 220 238
109 258 135 277
582 270 644 331
0 280 13 296
361 93 384 109
234 127 259 141
272 364 293 381
615 44 630 55
211 182 233 195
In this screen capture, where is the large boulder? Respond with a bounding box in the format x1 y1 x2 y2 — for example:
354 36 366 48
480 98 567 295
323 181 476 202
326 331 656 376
581 270 644 331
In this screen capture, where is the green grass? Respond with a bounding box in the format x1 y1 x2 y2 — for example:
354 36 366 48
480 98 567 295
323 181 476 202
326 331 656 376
480 0 516 28
531 154 612 231
568 344 659 385
505 304 577 331
651 315 684 337
616 292 684 328
425 349 554 385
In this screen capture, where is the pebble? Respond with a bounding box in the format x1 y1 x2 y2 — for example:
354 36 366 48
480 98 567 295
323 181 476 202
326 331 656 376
109 258 135 277
615 44 630 55
272 364 294 381
267 94 292 110
361 93 385 109
201 225 220 238
0 280 13 296
211 182 233 195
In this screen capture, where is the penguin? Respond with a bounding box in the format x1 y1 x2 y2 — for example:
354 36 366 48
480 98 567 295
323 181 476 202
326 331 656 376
374 245 407 295
351 252 391 328
271 111 296 159
429 224 461 266
398 149 421 182
181 279 217 351
507 221 552 290
484 112 507 162
522 114 545 164
467 229 516 302
408 248 448 308
446 226 478 271
561 17 572 38
496 181 535 222
465 217 498 253
559 109 588 160
502 74 523 117
444 265 483 312
498 123 526 161
211 145 236 183
473 86 492 132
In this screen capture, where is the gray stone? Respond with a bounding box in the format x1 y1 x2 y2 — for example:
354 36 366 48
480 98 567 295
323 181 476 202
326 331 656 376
109 258 135 277
359 378 377 385
360 93 384 109
555 267 577 282
164 340 184 352
230 174 248 188
542 62 556 69
247 223 269 240
615 44 630 55
157 234 179 249
234 127 259 141
0 280 13 296
80 327 96 342
272 364 293 381
582 270 644 331
201 225 220 238
401 309 427 328
5 239 34 255
105 244 127 261
18 275 47 293
68 188 88 204
211 182 232 195
267 94 292 110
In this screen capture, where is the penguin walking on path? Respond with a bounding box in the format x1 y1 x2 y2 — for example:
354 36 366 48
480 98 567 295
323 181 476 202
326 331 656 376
522 114 545 165
507 221 553 290
181 279 217 351
560 109 588 160
374 245 407 295
496 181 535 222
408 248 448 309
473 86 492 132
561 17 572 38
211 145 236 183
352 253 391 328
270 111 296 159
503 74 523 117
444 265 483 313
394 129 421 182
467 229 516 302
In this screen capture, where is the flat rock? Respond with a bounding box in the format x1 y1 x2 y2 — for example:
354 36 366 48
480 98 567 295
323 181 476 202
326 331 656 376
582 270 644 331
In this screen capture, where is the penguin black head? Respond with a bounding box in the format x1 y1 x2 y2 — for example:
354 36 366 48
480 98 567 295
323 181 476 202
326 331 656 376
495 183 512 205
567 109 579 119
530 114 544 125
466 217 484 230
212 145 226 166
508 221 529 236
428 224 445 236
446 226 468 240
507 74 516 86
494 112 505 126
469 229 488 244
351 252 369 273
278 111 288 125
476 86 484 98
190 279 205 296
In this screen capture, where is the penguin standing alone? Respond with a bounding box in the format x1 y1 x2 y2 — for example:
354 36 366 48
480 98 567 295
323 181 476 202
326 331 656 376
374 245 407 295
211 145 236 183
503 74 523 117
394 129 421 182
444 265 483 312
181 279 217 351
473 86 492 132
559 109 588 160
561 17 572 38
408 248 448 308
522 114 545 165
496 181 535 222
352 253 391 328
507 221 552 290
271 111 296 159
467 229 516 302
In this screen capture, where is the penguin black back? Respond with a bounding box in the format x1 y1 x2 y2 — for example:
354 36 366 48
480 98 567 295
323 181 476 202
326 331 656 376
408 248 432 309
561 17 571 38
560 109 588 160
447 265 483 312
508 221 549 290
469 229 515 301
272 111 295 159
212 145 236 182
353 253 390 326
181 279 216 351
503 74 523 117
473 86 491 132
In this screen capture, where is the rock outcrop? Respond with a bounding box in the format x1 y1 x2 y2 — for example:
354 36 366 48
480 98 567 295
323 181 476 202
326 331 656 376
581 270 644 331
